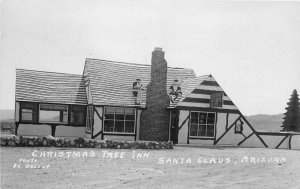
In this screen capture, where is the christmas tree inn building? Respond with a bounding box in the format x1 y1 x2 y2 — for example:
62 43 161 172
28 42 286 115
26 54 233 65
15 48 300 149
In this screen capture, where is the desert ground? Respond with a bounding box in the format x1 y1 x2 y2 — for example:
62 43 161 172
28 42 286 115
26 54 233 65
1 146 300 189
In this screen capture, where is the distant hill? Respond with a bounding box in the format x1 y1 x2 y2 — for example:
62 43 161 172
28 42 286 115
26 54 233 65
246 114 284 132
0 109 14 122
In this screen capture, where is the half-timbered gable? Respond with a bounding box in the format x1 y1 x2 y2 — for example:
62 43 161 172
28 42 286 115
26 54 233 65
167 74 269 147
169 75 237 111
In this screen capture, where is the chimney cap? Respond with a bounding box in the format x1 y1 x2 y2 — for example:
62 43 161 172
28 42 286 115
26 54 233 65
154 47 163 51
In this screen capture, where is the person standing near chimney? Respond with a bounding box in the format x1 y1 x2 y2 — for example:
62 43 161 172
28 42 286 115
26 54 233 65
133 78 143 105
169 79 182 103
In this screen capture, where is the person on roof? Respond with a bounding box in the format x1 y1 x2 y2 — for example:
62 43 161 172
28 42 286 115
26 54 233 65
169 79 182 103
133 79 143 105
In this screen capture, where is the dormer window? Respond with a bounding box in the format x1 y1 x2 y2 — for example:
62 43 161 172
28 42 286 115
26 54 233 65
210 92 223 108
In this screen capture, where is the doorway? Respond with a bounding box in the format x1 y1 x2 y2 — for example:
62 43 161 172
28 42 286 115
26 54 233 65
170 110 178 144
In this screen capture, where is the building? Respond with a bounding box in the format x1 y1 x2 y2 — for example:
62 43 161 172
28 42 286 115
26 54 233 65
15 48 300 149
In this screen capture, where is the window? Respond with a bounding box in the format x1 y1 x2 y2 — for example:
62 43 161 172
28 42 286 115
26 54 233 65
190 112 216 138
210 92 223 108
86 106 93 131
70 105 86 125
20 102 38 122
39 104 68 123
104 107 135 134
235 119 244 134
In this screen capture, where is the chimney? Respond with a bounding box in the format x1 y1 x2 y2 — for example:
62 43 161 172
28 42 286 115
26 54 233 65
140 47 170 141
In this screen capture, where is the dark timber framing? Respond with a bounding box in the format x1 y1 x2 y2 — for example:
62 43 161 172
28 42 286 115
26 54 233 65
174 106 239 114
288 135 292 149
225 113 229 130
178 115 189 131
187 111 191 144
239 113 268 148
214 116 241 145
275 135 289 149
183 98 234 106
191 89 228 97
214 113 218 144
238 132 255 146
16 101 86 136
91 106 103 139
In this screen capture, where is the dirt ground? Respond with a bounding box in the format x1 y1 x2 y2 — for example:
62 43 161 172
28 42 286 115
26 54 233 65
1 146 299 189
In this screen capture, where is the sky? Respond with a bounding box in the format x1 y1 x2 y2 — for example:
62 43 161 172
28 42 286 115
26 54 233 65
0 0 299 116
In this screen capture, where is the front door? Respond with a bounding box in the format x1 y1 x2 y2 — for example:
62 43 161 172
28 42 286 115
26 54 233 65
170 110 178 144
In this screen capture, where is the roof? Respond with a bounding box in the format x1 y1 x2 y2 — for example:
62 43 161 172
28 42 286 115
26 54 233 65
15 59 238 111
84 58 196 107
169 75 238 111
16 69 87 105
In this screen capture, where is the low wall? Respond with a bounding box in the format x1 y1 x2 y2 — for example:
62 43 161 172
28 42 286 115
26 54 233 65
291 135 300 149
240 132 300 150
0 135 174 149
102 135 135 141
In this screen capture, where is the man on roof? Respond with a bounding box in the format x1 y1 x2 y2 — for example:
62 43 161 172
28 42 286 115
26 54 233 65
169 79 182 103
133 79 143 105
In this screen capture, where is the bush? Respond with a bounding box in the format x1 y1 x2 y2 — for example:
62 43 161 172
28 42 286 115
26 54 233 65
0 134 174 149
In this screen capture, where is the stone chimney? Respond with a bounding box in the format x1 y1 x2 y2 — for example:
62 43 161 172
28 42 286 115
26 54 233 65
140 47 170 141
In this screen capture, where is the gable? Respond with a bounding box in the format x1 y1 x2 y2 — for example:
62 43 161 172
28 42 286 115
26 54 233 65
171 75 238 111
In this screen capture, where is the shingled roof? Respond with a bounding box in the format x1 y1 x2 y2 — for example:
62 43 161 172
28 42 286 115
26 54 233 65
16 69 87 105
84 58 196 107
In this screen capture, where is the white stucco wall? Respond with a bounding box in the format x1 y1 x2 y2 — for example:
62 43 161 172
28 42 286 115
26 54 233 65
177 110 189 144
189 139 214 145
17 124 51 136
217 113 249 146
216 127 244 146
215 113 226 139
85 106 93 139
93 107 103 136
55 126 86 138
240 134 266 148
